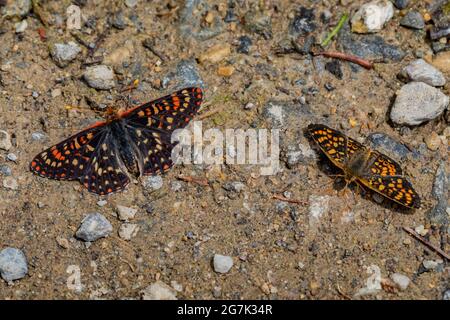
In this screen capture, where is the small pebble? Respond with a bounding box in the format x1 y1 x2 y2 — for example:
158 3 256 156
56 237 70 249
401 59 446 87
83 65 116 90
424 132 441 151
118 223 139 240
414 225 428 236
217 66 234 77
142 175 163 191
422 259 443 271
31 132 46 141
3 176 18 190
116 205 137 221
244 102 255 110
0 248 28 282
125 0 138 8
199 44 231 64
393 0 409 9
97 200 107 207
6 153 17 162
351 0 394 33
0 130 12 151
15 19 28 33
0 165 12 176
390 82 449 126
142 281 177 300
75 213 113 242
390 273 410 290
213 254 233 273
170 181 182 192
223 181 245 193
237 36 252 54
49 42 82 68
400 11 425 29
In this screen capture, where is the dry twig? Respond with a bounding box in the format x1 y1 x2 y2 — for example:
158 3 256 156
314 51 374 69
272 194 308 205
403 226 450 261
178 175 209 186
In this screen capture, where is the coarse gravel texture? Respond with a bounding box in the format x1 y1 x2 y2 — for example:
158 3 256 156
0 0 448 300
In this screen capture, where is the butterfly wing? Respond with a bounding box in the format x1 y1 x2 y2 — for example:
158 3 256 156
122 87 203 175
78 130 130 195
30 122 130 195
30 123 107 180
367 150 403 176
359 175 420 208
308 124 351 169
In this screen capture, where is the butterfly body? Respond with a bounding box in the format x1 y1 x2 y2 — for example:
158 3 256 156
30 87 203 195
307 124 420 209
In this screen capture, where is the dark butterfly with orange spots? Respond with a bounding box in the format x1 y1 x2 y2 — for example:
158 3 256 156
307 124 420 209
30 88 203 195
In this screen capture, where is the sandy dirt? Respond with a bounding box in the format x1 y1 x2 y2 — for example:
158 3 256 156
0 0 448 299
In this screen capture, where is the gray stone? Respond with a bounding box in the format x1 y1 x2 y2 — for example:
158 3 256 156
6 153 17 162
15 19 28 33
309 195 330 228
0 248 28 282
422 259 443 271
116 205 137 221
170 181 182 192
0 165 12 176
402 59 446 87
142 281 177 300
443 289 450 300
1 0 32 19
142 175 163 191
289 6 316 36
393 0 409 9
400 11 425 29
223 181 245 193
31 132 46 141
179 0 224 41
83 65 115 90
338 24 405 62
213 254 233 273
390 82 449 126
285 143 316 167
50 42 82 67
390 273 410 290
428 161 448 226
125 0 138 8
0 130 12 151
162 60 203 91
3 177 18 190
367 133 418 160
76 213 113 242
118 223 139 240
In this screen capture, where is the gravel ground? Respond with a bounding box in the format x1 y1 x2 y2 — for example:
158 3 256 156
0 0 449 299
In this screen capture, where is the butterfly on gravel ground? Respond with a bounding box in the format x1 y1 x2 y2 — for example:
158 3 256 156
307 124 420 209
30 87 203 195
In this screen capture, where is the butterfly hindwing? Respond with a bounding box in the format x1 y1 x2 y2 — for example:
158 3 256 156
360 175 420 208
79 132 130 195
367 150 403 176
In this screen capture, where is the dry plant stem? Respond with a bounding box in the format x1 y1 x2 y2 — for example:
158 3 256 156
315 51 373 69
403 227 450 261
178 175 209 186
272 194 308 205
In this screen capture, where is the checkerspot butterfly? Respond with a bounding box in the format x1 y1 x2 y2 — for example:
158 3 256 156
308 124 420 209
30 88 203 195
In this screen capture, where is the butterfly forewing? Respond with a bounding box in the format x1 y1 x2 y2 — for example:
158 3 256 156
307 124 349 168
361 175 420 208
30 123 107 181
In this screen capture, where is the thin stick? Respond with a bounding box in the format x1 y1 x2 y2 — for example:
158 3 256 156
178 175 209 186
403 227 450 261
315 51 373 69
272 194 308 205
321 13 348 47
336 284 351 300
142 39 167 62
198 108 221 120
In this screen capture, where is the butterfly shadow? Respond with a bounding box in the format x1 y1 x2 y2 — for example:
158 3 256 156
303 127 416 214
